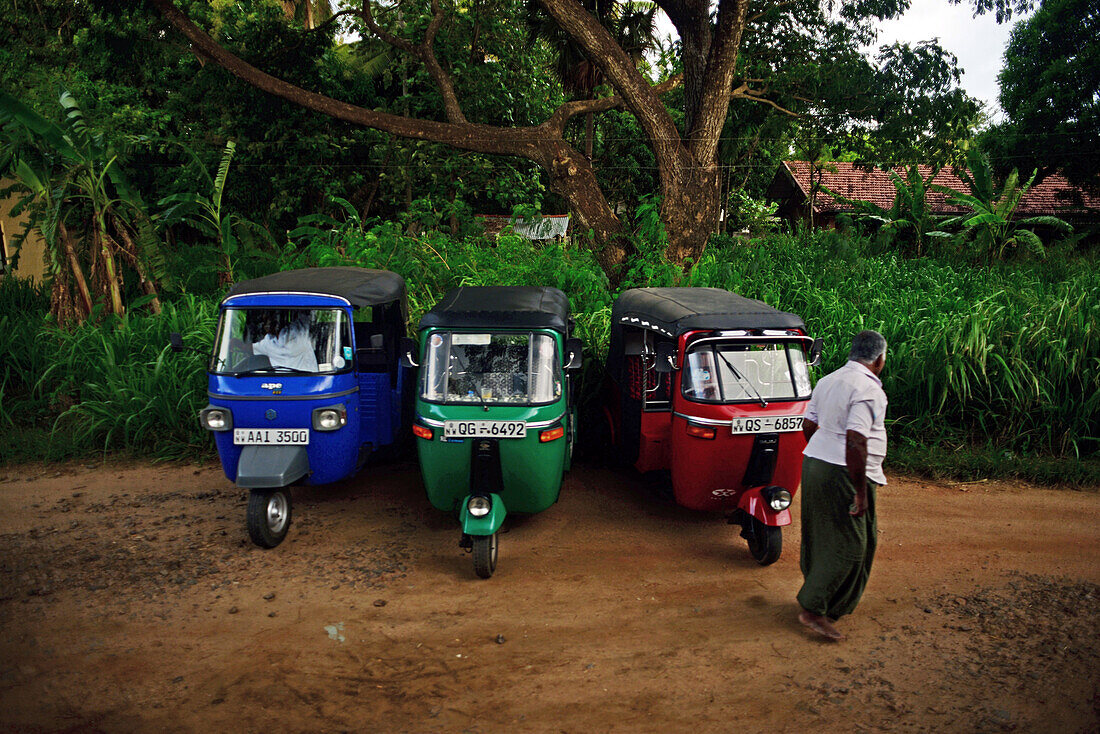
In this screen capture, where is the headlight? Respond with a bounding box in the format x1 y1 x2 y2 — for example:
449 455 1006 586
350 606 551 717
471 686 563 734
467 496 492 518
200 406 232 432
763 486 792 512
312 406 347 431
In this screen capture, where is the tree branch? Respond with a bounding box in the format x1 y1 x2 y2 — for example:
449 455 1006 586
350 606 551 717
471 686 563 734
359 0 467 123
747 0 798 25
731 85 800 117
151 0 536 156
306 8 362 38
547 74 683 133
357 1 415 54
536 0 689 172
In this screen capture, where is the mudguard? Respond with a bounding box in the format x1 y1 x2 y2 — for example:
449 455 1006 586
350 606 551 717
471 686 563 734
461 493 506 536
235 445 310 488
738 486 793 527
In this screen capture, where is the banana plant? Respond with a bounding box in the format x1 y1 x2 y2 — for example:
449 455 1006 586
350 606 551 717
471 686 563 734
934 148 1072 261
823 164 952 257
0 90 166 322
157 141 271 286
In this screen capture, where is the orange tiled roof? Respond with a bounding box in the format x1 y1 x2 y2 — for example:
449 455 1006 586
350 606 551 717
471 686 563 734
781 161 1100 217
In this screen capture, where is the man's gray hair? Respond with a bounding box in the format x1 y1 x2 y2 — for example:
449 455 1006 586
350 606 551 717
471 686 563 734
848 330 887 364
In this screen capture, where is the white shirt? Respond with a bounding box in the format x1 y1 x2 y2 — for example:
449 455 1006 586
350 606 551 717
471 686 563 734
803 360 888 485
252 323 319 373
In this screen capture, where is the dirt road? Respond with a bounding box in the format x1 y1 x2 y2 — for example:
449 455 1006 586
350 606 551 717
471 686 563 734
0 459 1097 733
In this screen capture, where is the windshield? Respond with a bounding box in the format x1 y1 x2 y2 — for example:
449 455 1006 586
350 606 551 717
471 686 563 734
421 332 561 405
681 342 812 403
210 307 353 374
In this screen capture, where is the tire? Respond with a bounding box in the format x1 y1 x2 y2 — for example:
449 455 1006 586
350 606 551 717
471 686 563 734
745 515 782 566
247 488 292 549
472 532 498 579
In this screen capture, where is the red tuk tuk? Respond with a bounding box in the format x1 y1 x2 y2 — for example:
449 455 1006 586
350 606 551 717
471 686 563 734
602 288 822 564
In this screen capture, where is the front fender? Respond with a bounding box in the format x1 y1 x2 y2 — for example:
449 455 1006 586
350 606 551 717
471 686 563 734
738 487 792 527
235 445 310 488
461 493 506 536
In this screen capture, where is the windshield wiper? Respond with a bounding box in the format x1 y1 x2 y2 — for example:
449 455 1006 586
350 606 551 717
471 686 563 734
714 349 769 408
452 352 490 411
471 377 490 412
233 366 315 376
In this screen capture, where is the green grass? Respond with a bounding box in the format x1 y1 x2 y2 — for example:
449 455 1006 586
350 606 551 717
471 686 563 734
0 284 215 462
889 441 1100 488
2 227 1096 488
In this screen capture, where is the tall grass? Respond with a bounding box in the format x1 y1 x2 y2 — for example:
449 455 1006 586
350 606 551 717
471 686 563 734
685 235 1100 460
2 227 1096 483
283 217 613 345
1 279 215 461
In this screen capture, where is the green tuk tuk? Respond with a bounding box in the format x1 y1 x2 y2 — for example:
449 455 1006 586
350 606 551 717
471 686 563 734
401 286 583 578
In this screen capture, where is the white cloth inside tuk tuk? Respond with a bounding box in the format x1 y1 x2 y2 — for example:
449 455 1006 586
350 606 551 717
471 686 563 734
253 320 319 372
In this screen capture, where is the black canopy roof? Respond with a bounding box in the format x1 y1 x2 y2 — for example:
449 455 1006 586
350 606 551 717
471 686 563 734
224 268 407 312
611 287 805 338
606 288 807 383
419 286 570 333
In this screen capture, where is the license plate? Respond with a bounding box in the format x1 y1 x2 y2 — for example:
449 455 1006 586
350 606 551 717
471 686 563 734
443 420 527 439
233 428 310 445
729 415 803 435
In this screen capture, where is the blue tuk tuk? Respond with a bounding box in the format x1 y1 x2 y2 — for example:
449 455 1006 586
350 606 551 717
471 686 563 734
172 267 410 548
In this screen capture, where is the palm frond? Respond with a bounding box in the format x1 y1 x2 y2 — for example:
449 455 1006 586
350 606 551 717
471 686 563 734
212 140 237 215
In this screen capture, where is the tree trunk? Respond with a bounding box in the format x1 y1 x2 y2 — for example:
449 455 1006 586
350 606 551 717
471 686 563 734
680 30 710 135
50 272 79 327
660 164 721 263
584 111 594 160
59 222 93 319
110 218 163 314
95 218 125 317
542 145 631 280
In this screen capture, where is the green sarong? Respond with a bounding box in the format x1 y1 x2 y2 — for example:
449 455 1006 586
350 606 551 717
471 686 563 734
797 456 879 620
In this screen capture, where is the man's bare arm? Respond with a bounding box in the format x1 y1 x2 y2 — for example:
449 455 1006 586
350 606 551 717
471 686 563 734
803 418 818 442
845 430 869 517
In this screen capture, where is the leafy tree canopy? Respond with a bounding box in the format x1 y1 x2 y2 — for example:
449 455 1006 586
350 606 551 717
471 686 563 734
981 0 1099 192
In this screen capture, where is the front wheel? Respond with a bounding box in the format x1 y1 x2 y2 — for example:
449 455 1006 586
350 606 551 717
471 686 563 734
472 532 498 579
247 488 292 548
744 515 782 566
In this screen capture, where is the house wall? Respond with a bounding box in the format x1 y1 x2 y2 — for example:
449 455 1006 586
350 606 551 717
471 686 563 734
1 183 47 282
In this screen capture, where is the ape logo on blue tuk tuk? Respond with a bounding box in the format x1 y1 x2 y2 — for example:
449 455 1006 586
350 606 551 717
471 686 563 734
170 267 411 550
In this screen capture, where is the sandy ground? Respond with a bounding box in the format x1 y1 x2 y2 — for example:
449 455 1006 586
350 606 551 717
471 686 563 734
0 458 1097 733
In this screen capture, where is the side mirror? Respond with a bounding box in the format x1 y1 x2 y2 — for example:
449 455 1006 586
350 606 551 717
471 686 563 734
399 337 419 368
564 338 584 370
654 342 677 373
169 332 185 353
808 337 824 367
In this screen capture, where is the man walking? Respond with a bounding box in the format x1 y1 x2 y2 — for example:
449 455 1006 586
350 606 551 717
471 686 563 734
797 330 888 641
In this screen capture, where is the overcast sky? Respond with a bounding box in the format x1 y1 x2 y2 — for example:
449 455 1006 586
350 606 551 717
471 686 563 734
875 0 1026 120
